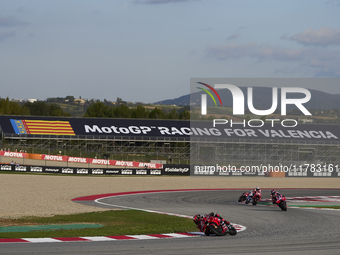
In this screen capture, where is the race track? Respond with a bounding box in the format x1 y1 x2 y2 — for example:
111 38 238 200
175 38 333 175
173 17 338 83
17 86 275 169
1 189 340 255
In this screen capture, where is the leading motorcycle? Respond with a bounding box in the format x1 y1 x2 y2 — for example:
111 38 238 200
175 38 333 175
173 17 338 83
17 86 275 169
204 215 237 236
275 194 287 211
193 214 237 236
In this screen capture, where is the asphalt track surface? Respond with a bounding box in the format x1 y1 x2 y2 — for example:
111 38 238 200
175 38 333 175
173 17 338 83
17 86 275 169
1 189 340 255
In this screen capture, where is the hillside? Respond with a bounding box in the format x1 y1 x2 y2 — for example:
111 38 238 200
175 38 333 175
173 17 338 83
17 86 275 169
155 87 340 112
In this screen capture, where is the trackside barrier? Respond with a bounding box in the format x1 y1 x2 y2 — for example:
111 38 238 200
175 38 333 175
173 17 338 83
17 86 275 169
0 151 163 169
190 165 340 177
0 164 189 176
2 163 337 177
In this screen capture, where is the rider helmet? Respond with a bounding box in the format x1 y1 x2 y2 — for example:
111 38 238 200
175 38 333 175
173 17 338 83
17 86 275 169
193 214 201 224
271 189 276 195
256 187 260 191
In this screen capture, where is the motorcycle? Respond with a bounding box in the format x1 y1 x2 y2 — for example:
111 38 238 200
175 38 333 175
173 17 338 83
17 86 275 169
245 191 261 205
203 215 237 236
238 192 249 202
252 192 262 206
275 195 287 211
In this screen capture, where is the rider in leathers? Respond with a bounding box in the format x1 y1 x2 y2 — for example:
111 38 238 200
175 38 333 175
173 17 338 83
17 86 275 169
193 212 231 234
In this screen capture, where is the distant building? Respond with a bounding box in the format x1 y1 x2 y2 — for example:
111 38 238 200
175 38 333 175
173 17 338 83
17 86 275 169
74 99 86 105
299 118 313 123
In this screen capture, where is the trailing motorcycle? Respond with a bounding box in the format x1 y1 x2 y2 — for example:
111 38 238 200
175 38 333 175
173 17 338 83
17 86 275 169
252 192 261 206
245 191 262 205
238 192 249 202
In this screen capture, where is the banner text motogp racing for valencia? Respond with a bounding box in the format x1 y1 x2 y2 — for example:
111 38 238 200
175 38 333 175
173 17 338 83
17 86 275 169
0 115 339 143
83 120 340 142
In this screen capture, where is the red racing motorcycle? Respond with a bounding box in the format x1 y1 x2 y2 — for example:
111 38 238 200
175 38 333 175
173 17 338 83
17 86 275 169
238 192 249 202
199 215 237 236
275 194 287 211
252 191 262 206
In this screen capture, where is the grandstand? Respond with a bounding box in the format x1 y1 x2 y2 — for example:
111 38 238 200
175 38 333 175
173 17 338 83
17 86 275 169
0 116 190 164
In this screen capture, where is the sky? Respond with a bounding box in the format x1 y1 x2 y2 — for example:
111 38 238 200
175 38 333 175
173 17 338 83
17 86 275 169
1 0 340 104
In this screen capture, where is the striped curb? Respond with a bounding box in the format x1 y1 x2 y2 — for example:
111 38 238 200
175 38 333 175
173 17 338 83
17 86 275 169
0 233 200 243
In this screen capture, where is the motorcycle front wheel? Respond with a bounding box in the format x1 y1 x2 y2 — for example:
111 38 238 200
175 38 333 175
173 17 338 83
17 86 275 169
208 223 225 236
228 227 237 236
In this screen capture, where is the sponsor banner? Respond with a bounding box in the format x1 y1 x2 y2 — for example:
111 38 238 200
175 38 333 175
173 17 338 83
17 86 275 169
90 168 105 175
1 163 338 177
104 169 121 175
120 169 135 175
91 158 110 165
15 165 27 172
29 166 43 172
61 168 74 174
0 164 13 171
41 155 163 169
0 151 27 158
135 169 148 175
163 164 190 176
92 159 162 169
136 162 161 169
76 168 89 174
150 169 162 175
43 154 68 161
1 115 340 143
68 157 89 164
44 167 61 173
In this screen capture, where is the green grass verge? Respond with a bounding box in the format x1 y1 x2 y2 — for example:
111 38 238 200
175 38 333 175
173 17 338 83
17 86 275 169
0 210 197 238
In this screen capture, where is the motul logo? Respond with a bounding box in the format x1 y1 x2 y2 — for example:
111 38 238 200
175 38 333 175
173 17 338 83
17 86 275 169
68 157 87 163
92 159 109 164
4 152 24 158
44 155 63 161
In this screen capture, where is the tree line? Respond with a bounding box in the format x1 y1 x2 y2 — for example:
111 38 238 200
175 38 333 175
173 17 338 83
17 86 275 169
83 101 190 120
0 98 70 116
0 98 190 120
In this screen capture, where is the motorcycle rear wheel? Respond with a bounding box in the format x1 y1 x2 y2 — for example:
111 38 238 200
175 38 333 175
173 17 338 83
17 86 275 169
278 201 287 211
252 198 258 206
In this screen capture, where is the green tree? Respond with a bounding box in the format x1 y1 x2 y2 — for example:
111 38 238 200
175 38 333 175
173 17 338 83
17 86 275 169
132 105 148 118
84 101 110 117
0 98 29 115
167 108 179 119
24 101 50 116
114 104 131 118
149 107 165 119
179 106 190 120
66 96 75 103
